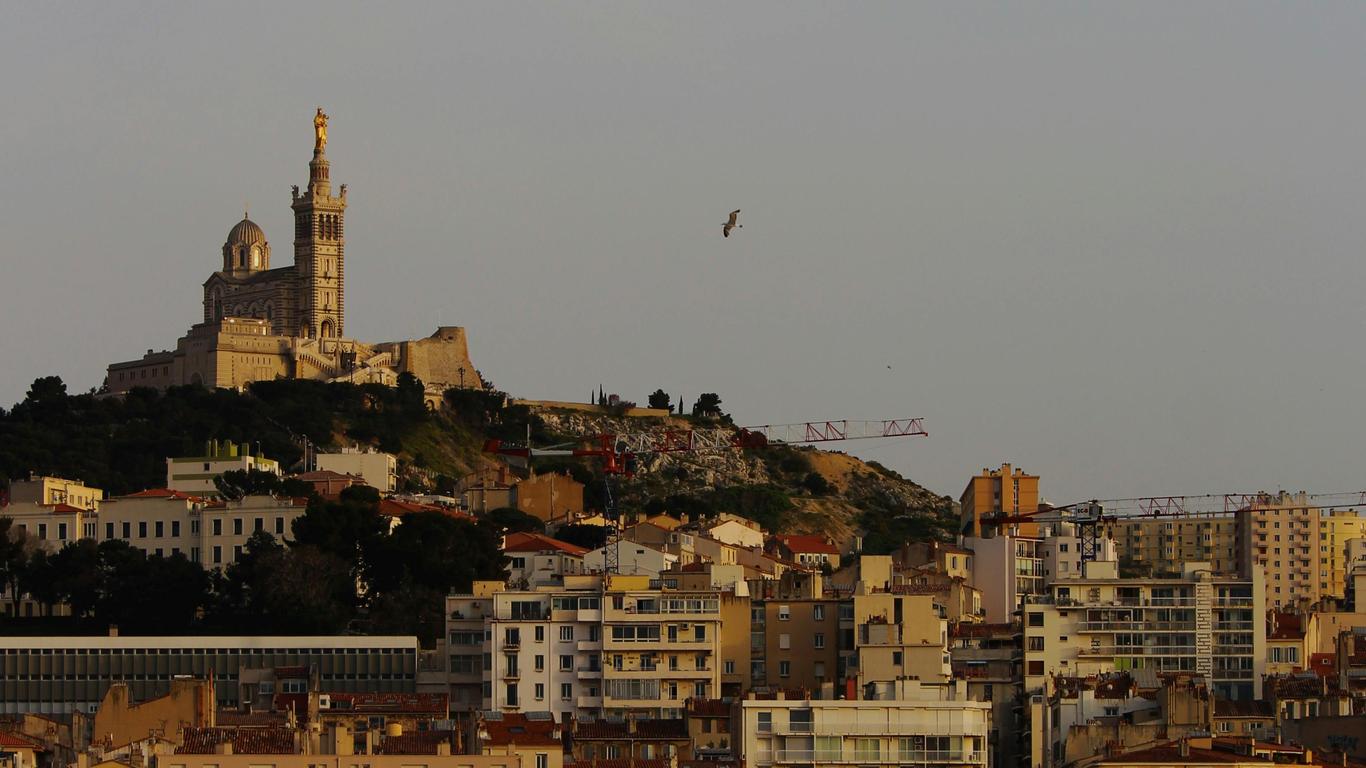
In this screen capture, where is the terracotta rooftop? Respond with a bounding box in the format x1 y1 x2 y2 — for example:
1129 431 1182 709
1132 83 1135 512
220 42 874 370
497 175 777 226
503 531 589 557
116 489 203 502
572 718 688 740
1214 699 1273 718
325 692 448 715
479 712 560 748
771 534 839 555
686 698 733 718
177 727 296 754
1267 611 1304 640
46 503 86 514
215 710 288 727
0 732 45 751
1265 675 1344 700
376 731 458 755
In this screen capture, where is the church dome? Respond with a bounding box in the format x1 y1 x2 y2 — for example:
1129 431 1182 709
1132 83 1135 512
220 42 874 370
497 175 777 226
226 217 266 247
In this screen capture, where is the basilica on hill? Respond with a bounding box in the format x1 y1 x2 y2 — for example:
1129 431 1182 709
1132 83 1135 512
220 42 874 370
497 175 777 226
104 110 479 398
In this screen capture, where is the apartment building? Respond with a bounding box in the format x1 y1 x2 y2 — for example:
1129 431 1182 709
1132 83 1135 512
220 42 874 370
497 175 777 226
965 535 1045 623
7 474 103 510
602 575 724 718
961 463 1039 538
446 582 502 712
502 532 587 588
739 680 991 768
0 635 419 715
482 577 604 719
1236 492 1366 607
665 565 751 698
167 441 280 495
99 490 307 568
949 623 1022 768
1105 514 1239 576
2 503 98 550
315 446 397 492
851 591 950 693
749 574 841 693
1022 560 1265 701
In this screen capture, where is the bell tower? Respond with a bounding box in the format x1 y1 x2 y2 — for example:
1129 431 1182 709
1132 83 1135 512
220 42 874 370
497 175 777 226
291 107 346 339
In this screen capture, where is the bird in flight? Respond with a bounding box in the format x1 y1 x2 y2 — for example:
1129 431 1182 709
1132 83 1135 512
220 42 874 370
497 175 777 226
722 209 742 238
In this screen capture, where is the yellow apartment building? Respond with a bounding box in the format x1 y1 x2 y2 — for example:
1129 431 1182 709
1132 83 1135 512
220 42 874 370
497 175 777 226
1106 514 1240 576
1236 492 1366 608
851 592 949 693
6 474 103 510
960 463 1039 538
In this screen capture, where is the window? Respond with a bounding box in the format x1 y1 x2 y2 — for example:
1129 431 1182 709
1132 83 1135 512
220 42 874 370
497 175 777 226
778 605 791 620
106 522 114 539
756 712 772 733
892 651 903 665
559 626 574 641
57 523 67 540
534 626 544 643
535 655 544 671
138 522 147 538
171 520 180 537
695 625 705 641
813 661 825 679
724 660 735 674
233 545 242 560
779 661 790 677
536 755 548 768
779 634 791 650
534 683 544 700
254 517 263 532
510 557 527 569
450 655 479 674
233 518 243 535
814 633 825 649
1028 660 1044 675
1028 637 1045 651
275 517 284 535
213 546 222 564
560 683 573 700
505 684 518 707
813 604 825 620
694 682 706 698
1028 612 1044 627
560 655 573 671
789 708 813 732
1060 543 1068 552
212 519 222 536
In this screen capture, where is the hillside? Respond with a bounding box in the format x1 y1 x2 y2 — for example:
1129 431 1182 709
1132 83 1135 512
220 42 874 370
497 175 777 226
0 376 956 551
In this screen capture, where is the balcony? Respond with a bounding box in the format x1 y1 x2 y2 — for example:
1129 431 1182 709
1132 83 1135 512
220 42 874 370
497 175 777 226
763 749 981 764
577 638 602 652
577 694 604 708
577 665 603 678
502 668 521 680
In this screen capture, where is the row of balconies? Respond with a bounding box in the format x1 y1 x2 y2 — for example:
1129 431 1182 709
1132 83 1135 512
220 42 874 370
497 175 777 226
752 749 982 765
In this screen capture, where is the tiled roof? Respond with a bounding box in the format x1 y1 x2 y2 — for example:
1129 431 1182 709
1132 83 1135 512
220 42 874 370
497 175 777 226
48 503 86 514
377 731 458 755
215 710 288 727
0 732 44 751
480 712 560 747
177 727 296 754
293 470 362 482
686 698 732 718
1267 611 1304 640
573 719 688 740
771 534 839 555
118 489 202 501
326 692 448 715
1266 675 1344 700
504 531 589 557
1096 742 1253 764
1214 699 1273 718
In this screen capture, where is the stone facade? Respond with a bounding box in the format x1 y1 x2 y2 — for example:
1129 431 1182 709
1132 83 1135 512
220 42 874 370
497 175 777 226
104 114 477 396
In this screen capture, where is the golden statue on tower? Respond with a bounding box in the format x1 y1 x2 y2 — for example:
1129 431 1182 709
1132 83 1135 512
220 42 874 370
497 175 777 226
314 107 328 152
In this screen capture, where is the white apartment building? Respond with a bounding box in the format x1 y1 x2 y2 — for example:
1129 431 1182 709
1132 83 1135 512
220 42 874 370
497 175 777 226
98 490 307 568
1037 522 1118 582
739 680 991 768
167 441 281 495
482 578 605 719
315 446 398 492
1022 560 1265 701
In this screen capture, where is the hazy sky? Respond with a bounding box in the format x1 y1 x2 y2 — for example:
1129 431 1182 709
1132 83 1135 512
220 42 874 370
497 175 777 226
4 2 1366 504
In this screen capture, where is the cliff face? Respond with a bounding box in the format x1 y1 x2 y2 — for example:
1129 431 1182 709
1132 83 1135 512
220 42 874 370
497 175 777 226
528 407 956 552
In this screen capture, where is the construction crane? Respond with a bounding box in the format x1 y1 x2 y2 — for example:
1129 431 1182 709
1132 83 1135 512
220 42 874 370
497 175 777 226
484 417 928 573
982 490 1366 564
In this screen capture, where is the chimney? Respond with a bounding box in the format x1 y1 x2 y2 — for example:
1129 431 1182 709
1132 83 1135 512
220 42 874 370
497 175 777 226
215 742 233 755
108 625 119 638
437 741 450 757
1178 738 1189 758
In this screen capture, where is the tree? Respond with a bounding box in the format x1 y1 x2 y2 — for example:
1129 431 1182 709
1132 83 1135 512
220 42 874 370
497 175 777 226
291 487 388 586
214 468 284 500
692 393 724 419
801 472 832 496
647 390 671 411
553 523 609 551
50 539 101 618
483 507 545 534
0 518 28 612
19 549 58 616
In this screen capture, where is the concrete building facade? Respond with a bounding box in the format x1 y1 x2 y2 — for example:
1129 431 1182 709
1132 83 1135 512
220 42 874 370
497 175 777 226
167 442 280 495
6 475 103 510
315 448 397 493
961 463 1039 538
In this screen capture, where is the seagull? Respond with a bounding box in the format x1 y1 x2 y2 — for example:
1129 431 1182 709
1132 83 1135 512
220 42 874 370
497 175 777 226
722 209 742 238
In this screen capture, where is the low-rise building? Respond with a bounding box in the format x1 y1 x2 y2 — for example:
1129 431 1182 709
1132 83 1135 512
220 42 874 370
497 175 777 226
766 535 840 571
473 711 563 768
314 447 397 493
503 533 588 588
569 717 690 762
739 680 991 768
167 441 280 495
6 474 104 510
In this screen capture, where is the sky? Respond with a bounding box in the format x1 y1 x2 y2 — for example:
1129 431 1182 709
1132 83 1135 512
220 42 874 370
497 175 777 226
3 2 1366 505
